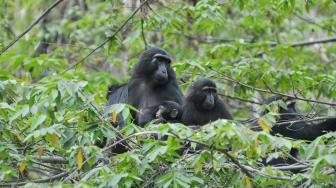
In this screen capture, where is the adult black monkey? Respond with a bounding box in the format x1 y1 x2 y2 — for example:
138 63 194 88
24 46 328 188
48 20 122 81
135 101 182 127
263 95 336 141
106 47 183 124
102 48 184 153
128 48 184 118
260 95 336 169
182 78 233 126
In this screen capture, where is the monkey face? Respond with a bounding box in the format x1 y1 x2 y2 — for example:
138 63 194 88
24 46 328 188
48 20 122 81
151 54 171 85
156 101 182 120
201 86 217 110
156 105 178 119
188 78 218 111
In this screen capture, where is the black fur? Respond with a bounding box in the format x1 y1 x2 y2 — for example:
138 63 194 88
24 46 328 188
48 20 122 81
135 101 182 127
102 48 184 153
261 95 336 169
264 95 336 141
182 78 233 126
106 84 128 104
106 83 128 127
128 48 184 117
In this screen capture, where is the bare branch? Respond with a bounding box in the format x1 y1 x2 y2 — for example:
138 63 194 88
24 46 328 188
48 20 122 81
62 0 150 73
0 171 71 186
210 68 336 106
288 37 336 47
276 116 336 126
32 156 68 164
0 0 65 55
218 93 262 105
273 164 308 171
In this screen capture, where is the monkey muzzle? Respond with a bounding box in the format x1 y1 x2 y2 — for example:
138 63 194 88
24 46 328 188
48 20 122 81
202 94 215 110
153 63 168 84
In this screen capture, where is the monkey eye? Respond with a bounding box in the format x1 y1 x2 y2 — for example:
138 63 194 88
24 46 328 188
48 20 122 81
153 54 172 63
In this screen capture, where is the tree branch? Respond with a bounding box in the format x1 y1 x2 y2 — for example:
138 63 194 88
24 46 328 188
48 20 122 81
0 0 65 55
210 68 336 106
275 116 336 126
0 171 71 186
62 0 150 73
218 93 262 105
288 37 336 47
32 156 68 164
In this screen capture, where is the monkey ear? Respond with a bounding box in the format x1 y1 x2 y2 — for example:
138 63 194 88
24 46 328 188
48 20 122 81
170 109 178 118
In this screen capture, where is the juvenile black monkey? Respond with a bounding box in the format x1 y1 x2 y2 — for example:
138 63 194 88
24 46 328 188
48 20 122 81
182 78 233 126
136 101 182 126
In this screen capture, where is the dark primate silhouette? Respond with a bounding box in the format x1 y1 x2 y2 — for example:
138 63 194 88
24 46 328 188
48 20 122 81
182 78 233 126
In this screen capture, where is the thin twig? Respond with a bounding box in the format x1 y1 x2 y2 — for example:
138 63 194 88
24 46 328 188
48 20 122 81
275 116 336 126
288 37 336 47
62 0 149 73
32 156 68 164
141 19 148 48
294 12 336 34
0 0 65 55
218 93 262 105
273 164 307 171
32 161 64 172
210 68 336 106
0 171 72 186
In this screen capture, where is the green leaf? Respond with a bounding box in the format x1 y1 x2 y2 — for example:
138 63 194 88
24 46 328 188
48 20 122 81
30 114 47 131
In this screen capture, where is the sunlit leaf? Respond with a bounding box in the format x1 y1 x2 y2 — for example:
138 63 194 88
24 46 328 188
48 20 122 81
258 117 272 133
77 147 84 170
19 161 27 173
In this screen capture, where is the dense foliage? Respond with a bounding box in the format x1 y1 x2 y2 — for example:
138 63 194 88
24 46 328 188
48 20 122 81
0 0 336 187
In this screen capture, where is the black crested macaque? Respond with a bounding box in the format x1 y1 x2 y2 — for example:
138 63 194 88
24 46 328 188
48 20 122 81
128 48 184 118
182 78 233 126
260 95 336 169
102 48 184 154
135 101 182 127
263 95 336 141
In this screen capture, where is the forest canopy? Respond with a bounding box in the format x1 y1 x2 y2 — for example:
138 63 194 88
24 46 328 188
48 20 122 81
0 0 336 187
